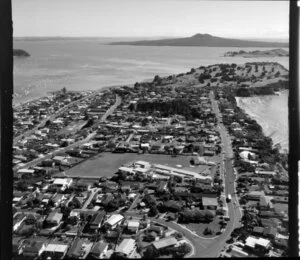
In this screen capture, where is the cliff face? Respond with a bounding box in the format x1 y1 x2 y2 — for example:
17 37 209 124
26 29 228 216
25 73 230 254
13 49 30 57
109 33 288 48
235 80 289 97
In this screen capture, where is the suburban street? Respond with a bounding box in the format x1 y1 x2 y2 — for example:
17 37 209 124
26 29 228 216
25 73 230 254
14 94 121 171
75 91 243 258
13 91 99 144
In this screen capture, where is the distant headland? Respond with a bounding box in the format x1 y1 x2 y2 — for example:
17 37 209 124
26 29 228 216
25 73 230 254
109 33 288 47
13 49 30 57
224 48 289 58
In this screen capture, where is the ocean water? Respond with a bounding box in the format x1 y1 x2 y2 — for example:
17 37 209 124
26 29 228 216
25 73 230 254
13 38 289 149
236 90 288 152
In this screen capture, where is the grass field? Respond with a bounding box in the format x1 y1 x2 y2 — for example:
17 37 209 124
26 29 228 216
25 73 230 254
185 215 222 237
65 153 217 178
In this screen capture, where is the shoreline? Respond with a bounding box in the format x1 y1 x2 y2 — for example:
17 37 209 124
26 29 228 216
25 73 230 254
13 82 136 109
235 89 288 154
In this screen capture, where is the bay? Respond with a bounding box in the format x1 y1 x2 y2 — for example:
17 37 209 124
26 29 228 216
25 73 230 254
13 38 289 151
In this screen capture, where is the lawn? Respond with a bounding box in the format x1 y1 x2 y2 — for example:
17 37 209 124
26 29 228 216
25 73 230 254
65 153 213 178
184 215 223 238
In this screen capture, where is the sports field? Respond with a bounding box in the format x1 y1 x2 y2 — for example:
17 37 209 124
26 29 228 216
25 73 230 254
65 153 220 178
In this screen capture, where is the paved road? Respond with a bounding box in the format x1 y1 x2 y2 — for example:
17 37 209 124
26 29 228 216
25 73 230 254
209 91 243 250
124 211 213 257
127 193 141 212
82 188 99 210
14 94 121 171
126 133 134 143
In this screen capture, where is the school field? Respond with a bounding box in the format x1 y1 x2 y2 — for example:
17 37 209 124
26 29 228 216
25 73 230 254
65 153 221 178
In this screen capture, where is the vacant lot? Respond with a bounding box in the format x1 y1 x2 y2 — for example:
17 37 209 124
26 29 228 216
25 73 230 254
65 153 214 178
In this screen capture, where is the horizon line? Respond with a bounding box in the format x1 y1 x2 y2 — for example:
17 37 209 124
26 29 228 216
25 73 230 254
13 35 289 40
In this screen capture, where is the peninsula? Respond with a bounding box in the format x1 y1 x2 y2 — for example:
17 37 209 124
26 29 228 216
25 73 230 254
12 61 289 259
224 48 289 57
13 49 30 57
109 33 288 47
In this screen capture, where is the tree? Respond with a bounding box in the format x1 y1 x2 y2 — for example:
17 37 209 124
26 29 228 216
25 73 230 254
174 243 191 257
48 199 55 207
107 199 120 212
20 226 36 237
203 227 213 235
148 205 158 217
174 232 183 240
17 181 28 191
25 214 37 225
144 246 159 258
27 199 34 208
72 197 82 209
67 216 78 225
61 205 72 219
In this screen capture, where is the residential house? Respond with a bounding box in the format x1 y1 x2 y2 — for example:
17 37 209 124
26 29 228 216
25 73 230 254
148 225 164 236
245 236 271 254
51 193 65 207
152 236 178 251
263 226 277 240
105 214 124 229
51 178 73 191
202 194 218 210
89 212 105 230
252 226 264 236
42 243 69 259
115 238 136 258
246 191 265 200
231 246 249 257
127 220 140 233
88 241 109 259
12 237 25 256
46 212 63 226
22 239 47 257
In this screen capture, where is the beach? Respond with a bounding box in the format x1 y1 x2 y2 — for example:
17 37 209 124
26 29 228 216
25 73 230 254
236 90 288 152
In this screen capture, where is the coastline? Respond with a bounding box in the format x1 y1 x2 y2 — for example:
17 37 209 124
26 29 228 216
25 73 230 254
13 83 135 109
235 89 288 153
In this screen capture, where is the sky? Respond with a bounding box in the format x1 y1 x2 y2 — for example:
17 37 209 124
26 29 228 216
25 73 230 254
12 0 289 39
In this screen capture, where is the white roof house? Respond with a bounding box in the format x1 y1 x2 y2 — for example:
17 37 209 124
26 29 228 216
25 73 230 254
115 238 136 257
52 119 64 124
127 220 140 231
43 243 69 254
245 236 271 249
17 169 35 174
152 237 177 250
256 238 271 248
53 178 72 187
105 214 124 227
240 151 256 160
